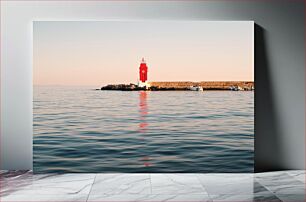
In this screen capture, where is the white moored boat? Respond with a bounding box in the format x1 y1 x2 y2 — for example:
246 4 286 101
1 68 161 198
190 86 204 91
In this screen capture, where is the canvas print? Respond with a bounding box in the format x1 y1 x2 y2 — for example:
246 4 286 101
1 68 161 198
33 21 254 173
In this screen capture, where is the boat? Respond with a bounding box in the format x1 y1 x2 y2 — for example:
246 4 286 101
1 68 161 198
229 86 245 91
190 86 204 91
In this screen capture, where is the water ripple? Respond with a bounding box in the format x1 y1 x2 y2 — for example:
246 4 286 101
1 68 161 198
34 86 254 173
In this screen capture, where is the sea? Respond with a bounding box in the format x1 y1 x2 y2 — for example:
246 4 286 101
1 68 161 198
33 86 254 173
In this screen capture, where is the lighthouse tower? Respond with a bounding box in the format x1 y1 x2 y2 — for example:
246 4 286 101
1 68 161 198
138 58 150 88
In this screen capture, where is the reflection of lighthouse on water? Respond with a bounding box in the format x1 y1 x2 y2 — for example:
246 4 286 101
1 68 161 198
138 91 152 167
138 91 148 133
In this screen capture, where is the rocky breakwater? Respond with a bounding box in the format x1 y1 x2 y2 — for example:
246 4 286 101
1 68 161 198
148 81 254 91
100 81 254 91
100 83 146 91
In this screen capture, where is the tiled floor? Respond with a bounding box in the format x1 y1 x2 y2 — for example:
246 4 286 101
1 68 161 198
0 170 305 202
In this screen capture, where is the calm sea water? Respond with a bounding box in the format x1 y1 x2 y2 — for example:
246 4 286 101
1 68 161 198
33 86 254 173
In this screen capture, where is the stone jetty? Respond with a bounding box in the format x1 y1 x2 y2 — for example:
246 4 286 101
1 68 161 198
101 81 254 91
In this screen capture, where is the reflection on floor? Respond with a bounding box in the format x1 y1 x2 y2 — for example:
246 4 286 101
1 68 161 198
0 170 305 202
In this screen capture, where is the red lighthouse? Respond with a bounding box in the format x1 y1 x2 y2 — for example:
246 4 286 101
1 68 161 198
139 58 148 83
138 58 149 88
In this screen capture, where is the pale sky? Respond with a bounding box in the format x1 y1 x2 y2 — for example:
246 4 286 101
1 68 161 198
34 21 254 86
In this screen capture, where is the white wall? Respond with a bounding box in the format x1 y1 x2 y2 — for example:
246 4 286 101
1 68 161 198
1 0 304 171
